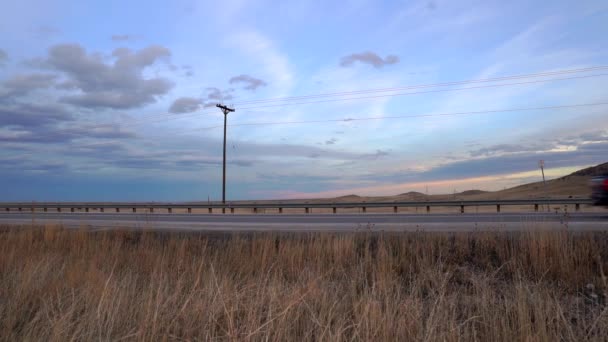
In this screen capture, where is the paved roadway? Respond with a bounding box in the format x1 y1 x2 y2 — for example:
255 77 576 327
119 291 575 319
0 212 607 231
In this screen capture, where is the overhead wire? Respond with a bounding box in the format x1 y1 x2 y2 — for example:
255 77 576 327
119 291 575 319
164 102 608 135
66 65 608 130
9 101 608 145
237 73 608 110
5 69 608 142
92 70 608 130
232 65 608 105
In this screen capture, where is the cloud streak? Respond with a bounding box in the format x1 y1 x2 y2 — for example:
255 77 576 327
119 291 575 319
169 97 202 113
1 73 57 98
340 51 399 68
0 49 7 66
229 74 267 91
0 122 135 144
0 102 73 128
111 34 136 42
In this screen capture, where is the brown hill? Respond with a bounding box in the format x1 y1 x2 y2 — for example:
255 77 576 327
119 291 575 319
229 162 606 204
457 190 489 196
321 162 607 202
565 162 608 177
396 191 429 201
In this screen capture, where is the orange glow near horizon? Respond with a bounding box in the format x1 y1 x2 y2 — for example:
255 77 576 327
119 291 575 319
265 165 588 199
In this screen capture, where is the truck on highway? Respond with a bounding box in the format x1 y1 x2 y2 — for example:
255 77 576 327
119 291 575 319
591 174 608 206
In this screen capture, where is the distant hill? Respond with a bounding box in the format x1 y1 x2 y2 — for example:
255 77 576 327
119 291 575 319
235 162 607 204
398 191 425 196
322 162 607 202
457 190 489 196
332 194 362 201
564 162 608 177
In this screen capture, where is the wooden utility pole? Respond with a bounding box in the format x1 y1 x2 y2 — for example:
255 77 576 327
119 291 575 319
539 160 548 211
539 160 546 186
217 104 235 212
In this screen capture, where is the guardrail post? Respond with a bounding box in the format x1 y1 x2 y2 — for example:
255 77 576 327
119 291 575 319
393 206 398 213
187 208 191 213
496 204 500 213
100 208 104 213
362 207 366 213
43 208 47 212
31 207 34 212
333 207 337 214
168 208 172 214
575 203 580 212
208 208 212 214
150 208 154 213
222 208 226 214
71 208 74 213
426 205 430 213
279 207 283 214
305 207 309 214
230 208 234 214
534 204 538 212
58 208 61 212
460 205 464 214
18 207 22 212
5 208 8 212
132 208 136 213
253 207 258 214
116 208 120 213
85 208 89 213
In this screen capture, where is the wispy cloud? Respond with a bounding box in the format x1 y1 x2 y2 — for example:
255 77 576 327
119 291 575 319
228 30 294 95
169 97 202 114
33 25 61 39
111 34 137 42
0 49 7 67
229 74 267 91
340 51 399 68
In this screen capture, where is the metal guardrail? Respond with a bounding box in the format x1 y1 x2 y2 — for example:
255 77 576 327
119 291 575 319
0 199 595 214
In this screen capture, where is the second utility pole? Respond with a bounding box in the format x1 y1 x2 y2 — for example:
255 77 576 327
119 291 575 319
539 160 548 212
217 104 235 213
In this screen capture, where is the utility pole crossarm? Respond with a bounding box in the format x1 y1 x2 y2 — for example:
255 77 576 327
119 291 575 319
216 104 235 114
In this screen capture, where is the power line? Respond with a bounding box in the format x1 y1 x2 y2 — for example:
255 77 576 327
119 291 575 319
136 66 608 122
173 101 608 133
237 73 608 110
100 70 608 129
32 66 607 133
9 102 606 173
6 101 606 144
3 69 607 144
233 65 608 105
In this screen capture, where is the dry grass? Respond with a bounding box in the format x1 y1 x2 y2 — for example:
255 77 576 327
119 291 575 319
1 226 608 341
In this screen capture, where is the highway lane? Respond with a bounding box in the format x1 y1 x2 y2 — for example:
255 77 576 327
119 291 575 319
1 212 607 231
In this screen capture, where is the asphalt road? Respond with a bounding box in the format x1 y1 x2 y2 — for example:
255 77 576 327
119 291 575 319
1 212 607 231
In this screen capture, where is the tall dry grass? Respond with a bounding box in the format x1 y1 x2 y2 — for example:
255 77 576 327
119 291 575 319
1 225 607 341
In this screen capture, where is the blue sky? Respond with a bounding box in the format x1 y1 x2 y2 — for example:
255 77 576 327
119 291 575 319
1 0 607 201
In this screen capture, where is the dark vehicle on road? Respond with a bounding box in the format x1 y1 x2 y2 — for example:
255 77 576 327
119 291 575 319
591 174 608 206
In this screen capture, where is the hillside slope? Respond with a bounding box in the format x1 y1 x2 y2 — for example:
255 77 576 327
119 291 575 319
320 162 607 202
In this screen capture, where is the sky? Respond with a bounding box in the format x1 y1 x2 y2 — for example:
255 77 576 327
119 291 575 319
1 0 608 201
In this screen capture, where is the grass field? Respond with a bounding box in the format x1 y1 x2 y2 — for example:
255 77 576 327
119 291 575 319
1 226 608 341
